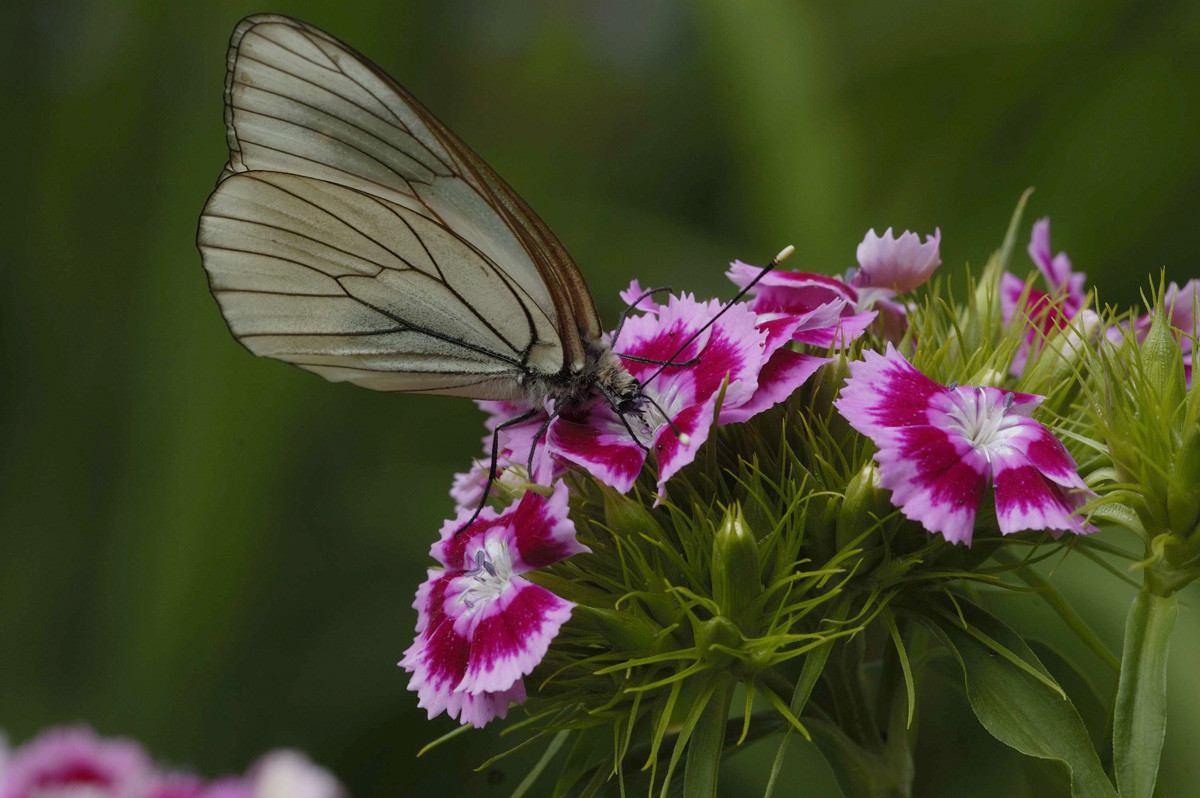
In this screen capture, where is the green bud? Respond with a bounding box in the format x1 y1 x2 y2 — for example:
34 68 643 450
603 486 664 541
836 461 887 554
810 354 850 419
712 504 762 626
572 605 664 652
694 615 741 667
1142 305 1187 411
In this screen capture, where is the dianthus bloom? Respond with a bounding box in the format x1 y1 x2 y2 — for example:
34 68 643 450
0 726 153 798
548 290 829 495
450 400 561 513
835 345 1094 545
401 482 587 727
1001 218 1089 374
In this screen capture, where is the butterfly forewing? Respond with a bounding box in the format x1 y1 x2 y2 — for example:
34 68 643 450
200 14 604 397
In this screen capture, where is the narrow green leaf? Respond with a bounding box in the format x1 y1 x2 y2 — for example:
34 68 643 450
931 602 1116 797
511 730 570 798
1114 590 1178 798
763 596 849 797
683 677 734 798
883 609 916 728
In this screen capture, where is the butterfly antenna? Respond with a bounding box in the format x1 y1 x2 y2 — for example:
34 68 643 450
640 245 795 390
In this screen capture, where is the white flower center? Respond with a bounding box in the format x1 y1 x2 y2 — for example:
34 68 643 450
944 388 1018 454
458 538 514 613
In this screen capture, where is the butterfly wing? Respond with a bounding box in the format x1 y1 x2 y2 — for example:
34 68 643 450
199 14 601 396
200 170 564 397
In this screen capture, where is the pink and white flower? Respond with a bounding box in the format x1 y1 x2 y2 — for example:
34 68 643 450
548 291 829 495
852 227 942 293
0 726 153 798
726 263 877 348
834 345 1094 545
401 482 586 728
1001 218 1089 374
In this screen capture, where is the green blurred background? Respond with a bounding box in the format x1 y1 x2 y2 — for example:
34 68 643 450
2 1 1198 794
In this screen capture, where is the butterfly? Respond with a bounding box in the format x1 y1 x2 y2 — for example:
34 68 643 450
197 14 790 521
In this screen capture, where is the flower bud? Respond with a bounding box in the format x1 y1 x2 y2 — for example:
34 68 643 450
603 486 665 541
810 354 851 418
694 615 741 667
712 504 762 626
836 462 888 563
1142 305 1187 411
573 605 664 652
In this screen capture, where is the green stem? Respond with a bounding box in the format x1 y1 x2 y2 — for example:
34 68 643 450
1113 589 1177 798
991 548 1120 673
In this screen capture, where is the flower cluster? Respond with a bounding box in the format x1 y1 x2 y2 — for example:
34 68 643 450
398 220 1116 734
0 726 343 798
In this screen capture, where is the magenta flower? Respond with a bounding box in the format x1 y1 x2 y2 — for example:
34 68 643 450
726 263 877 348
835 345 1094 545
0 726 153 798
548 291 829 495
401 482 586 727
852 227 942 293
1001 218 1089 374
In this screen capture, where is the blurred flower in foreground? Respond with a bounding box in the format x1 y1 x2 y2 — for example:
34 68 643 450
549 291 828 495
0 726 152 798
1001 217 1089 373
0 727 343 798
401 482 587 728
835 344 1094 544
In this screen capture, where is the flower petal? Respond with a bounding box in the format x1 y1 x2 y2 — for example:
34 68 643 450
720 350 829 424
401 572 470 718
992 449 1093 536
834 344 945 435
548 406 646 493
1000 416 1088 490
457 577 575 694
654 394 719 495
854 227 941 293
873 425 990 544
457 681 527 728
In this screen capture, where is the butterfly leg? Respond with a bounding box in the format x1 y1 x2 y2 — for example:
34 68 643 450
453 406 541 538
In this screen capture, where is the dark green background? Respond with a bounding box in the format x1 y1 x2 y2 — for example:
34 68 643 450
2 1 1198 795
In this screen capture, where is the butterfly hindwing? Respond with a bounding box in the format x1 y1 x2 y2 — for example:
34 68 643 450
199 170 564 398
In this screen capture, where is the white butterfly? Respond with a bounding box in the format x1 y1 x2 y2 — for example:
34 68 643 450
197 15 788 513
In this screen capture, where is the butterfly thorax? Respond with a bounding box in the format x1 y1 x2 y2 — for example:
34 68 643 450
526 337 640 412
